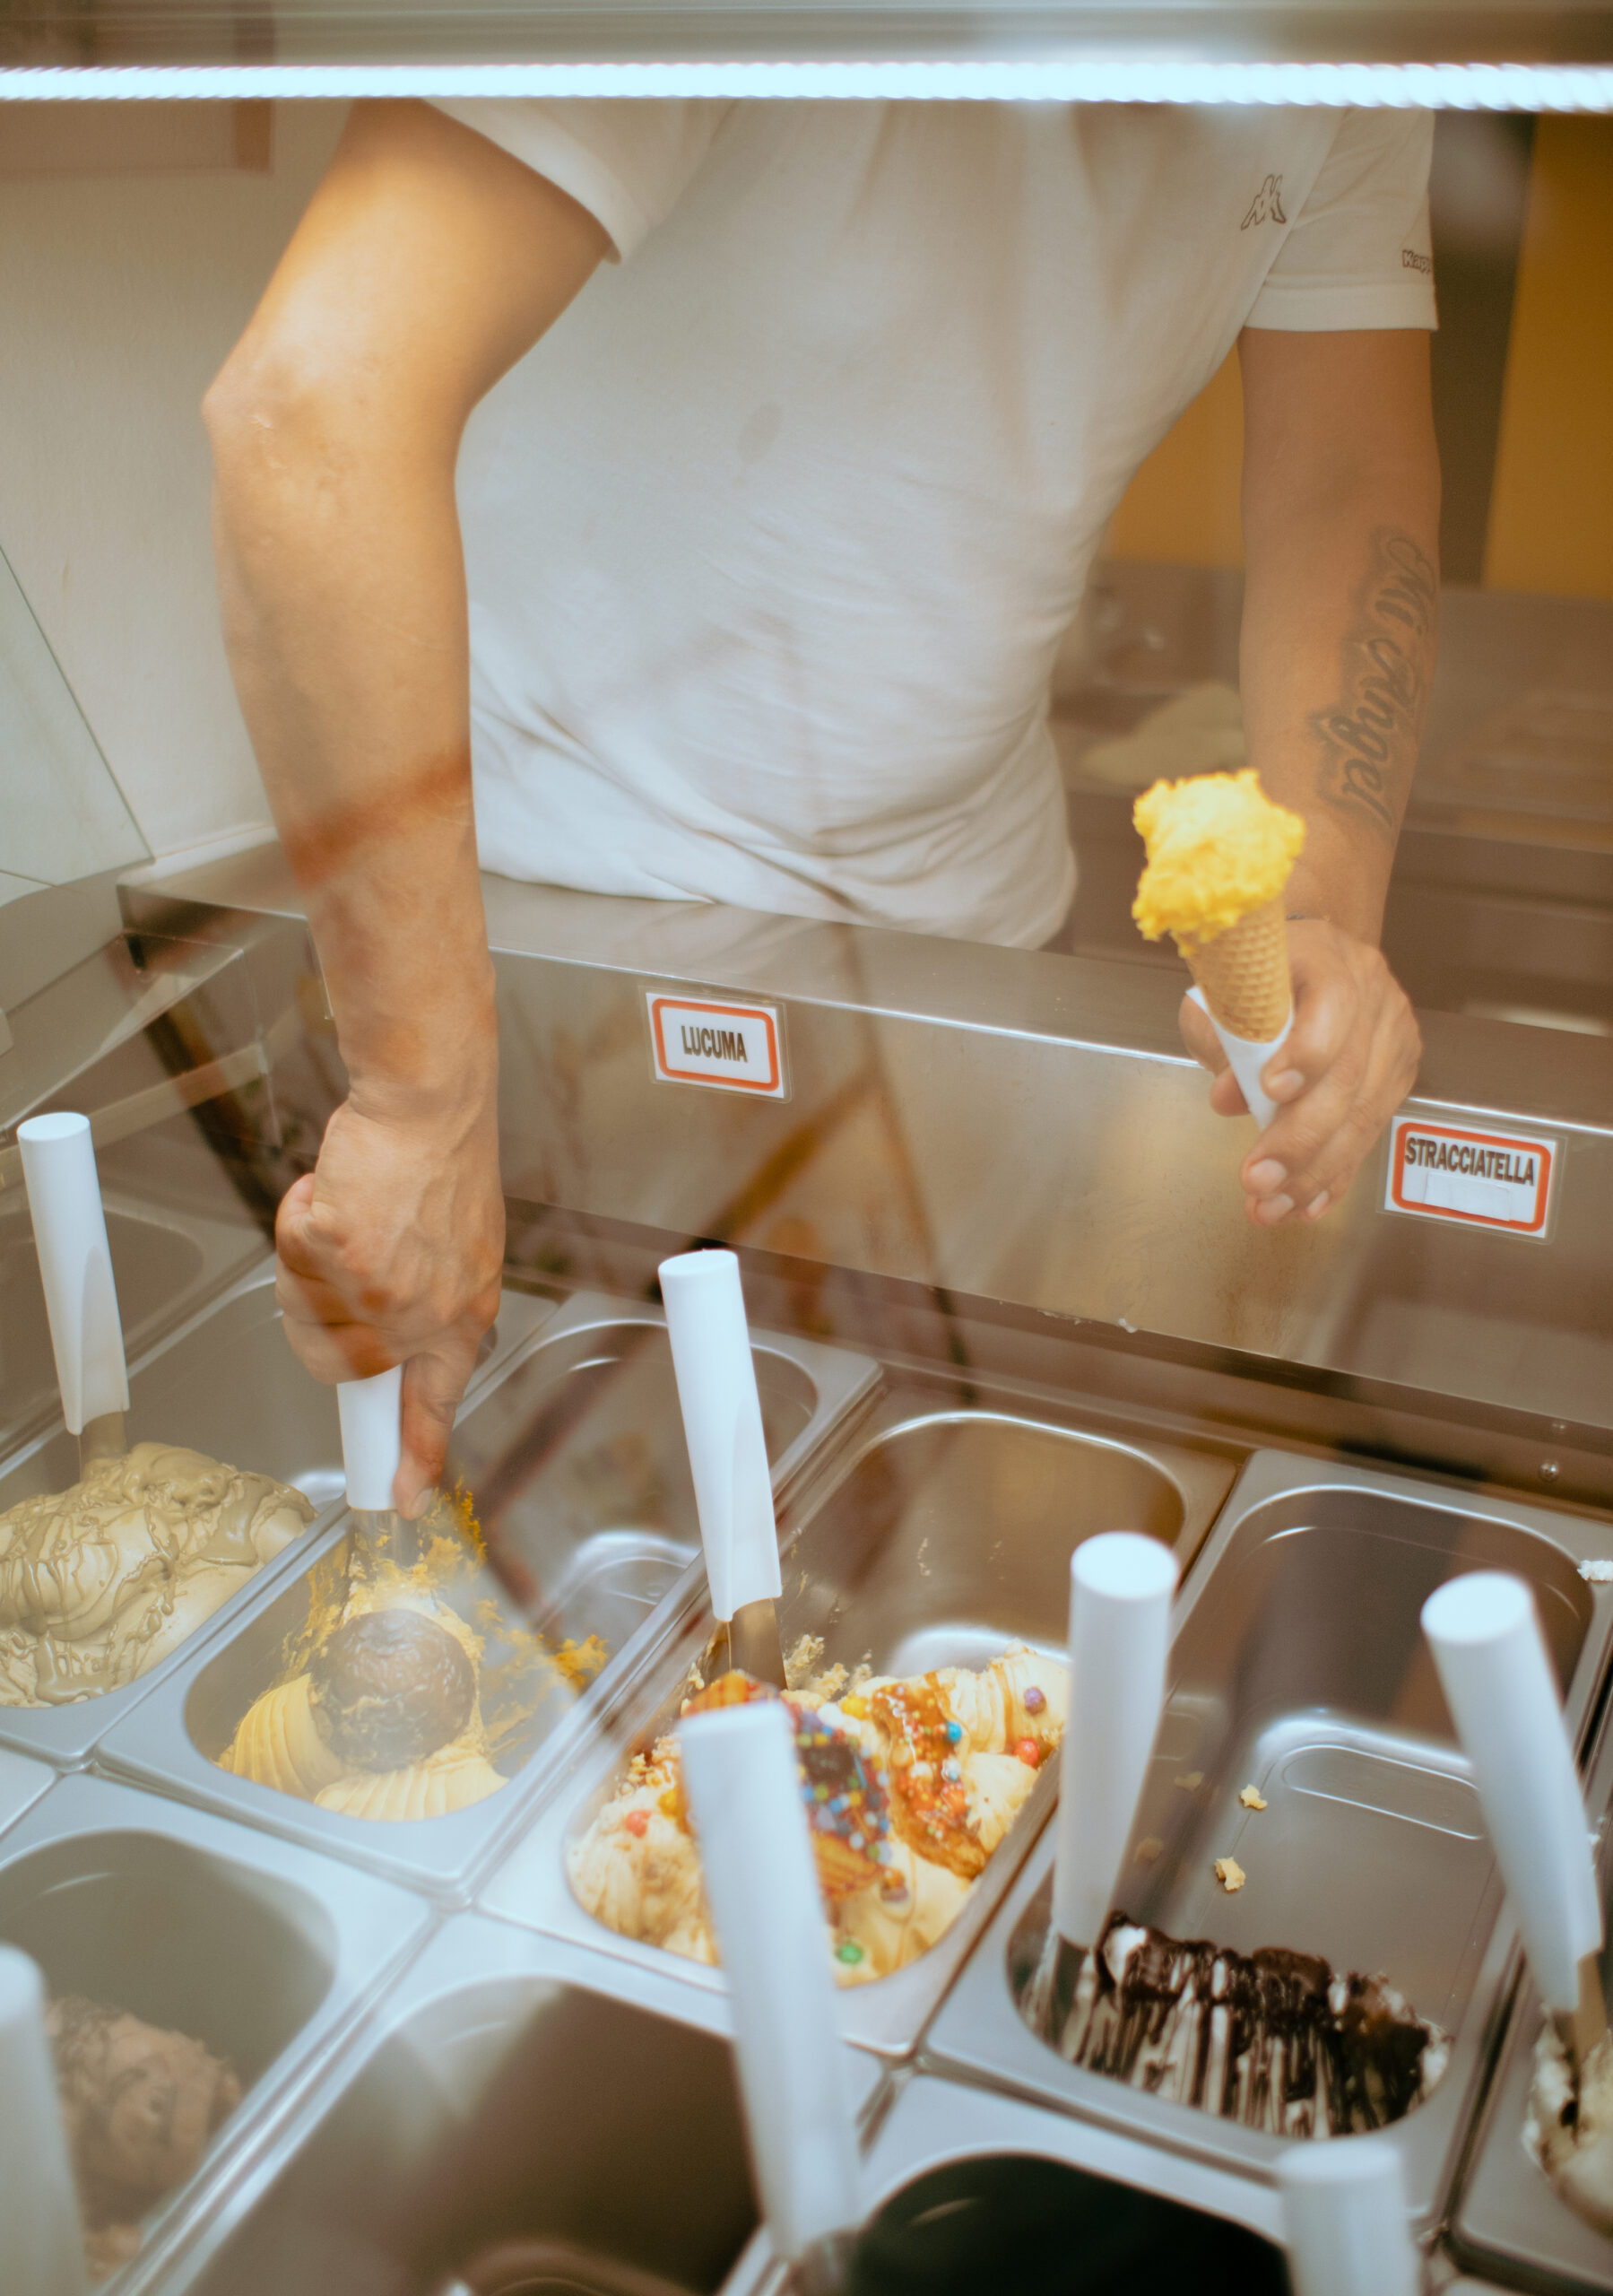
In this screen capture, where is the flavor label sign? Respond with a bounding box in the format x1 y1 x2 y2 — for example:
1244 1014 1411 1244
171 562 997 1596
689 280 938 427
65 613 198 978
1385 1116 1557 1239
646 993 786 1098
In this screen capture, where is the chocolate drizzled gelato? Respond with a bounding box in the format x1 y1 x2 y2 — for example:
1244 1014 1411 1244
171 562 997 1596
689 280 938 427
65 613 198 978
1059 1913 1448 2136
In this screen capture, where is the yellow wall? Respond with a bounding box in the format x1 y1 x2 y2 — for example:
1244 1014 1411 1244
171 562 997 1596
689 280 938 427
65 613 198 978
1484 117 1613 599
1106 350 1244 569
1107 116 1613 600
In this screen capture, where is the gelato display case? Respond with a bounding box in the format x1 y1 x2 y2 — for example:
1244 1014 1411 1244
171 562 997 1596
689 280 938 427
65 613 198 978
4 8 1613 2286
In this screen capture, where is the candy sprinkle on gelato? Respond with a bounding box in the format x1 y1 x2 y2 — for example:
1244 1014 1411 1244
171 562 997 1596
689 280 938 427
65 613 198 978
1132 770 1305 948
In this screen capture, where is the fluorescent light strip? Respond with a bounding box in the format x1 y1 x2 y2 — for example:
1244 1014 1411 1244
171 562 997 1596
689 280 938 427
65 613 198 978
2 58 1613 108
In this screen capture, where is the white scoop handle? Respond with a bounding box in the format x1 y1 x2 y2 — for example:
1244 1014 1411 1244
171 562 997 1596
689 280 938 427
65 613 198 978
337 1364 404 1514
0 1945 87 2296
18 1113 128 1439
1278 2136 1420 2296
659 1251 781 1623
1053 1531 1178 1950
1422 1571 1602 2014
680 1701 861 2261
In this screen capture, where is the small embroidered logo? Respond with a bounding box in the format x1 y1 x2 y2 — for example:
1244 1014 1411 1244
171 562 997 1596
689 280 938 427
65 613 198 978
1241 174 1288 229
1401 247 1434 274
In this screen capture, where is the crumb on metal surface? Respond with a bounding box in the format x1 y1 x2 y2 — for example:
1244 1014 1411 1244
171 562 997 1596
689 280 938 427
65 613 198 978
1214 1856 1246 1893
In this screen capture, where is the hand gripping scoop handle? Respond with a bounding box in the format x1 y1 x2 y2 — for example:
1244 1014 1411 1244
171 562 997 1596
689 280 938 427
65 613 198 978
1422 1570 1606 2079
660 1250 785 1687
19 1112 128 1468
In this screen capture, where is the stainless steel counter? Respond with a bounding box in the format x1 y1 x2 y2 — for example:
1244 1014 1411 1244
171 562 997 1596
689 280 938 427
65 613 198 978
122 848 1613 1479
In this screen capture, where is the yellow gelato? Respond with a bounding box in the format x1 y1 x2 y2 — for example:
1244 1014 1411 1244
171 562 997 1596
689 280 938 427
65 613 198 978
1132 770 1305 949
219 1492 606 1823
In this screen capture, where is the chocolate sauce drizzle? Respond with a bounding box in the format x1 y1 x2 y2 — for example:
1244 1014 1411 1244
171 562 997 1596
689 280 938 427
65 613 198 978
1068 1913 1440 2136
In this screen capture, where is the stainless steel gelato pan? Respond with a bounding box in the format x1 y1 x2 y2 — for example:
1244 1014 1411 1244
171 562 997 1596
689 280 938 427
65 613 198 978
922 1448 1613 2233
479 1384 1237 2057
153 1912 883 2296
0 1187 261 1464
0 1769 431 2296
97 1294 877 1901
1453 1645 1613 2292
718 2069 1289 2296
0 1264 558 1768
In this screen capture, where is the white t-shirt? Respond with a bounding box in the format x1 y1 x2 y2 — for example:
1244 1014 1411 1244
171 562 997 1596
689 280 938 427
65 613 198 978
437 100 1435 946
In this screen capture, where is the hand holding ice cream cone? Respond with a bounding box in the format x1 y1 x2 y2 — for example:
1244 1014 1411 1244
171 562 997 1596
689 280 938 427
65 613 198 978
1132 771 1306 1130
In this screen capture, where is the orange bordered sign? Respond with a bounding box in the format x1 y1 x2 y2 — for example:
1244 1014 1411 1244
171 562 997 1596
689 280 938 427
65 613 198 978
646 993 787 1098
1385 1115 1557 1239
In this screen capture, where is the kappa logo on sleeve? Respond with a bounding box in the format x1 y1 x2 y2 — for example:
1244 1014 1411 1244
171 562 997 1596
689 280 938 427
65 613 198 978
1240 174 1288 230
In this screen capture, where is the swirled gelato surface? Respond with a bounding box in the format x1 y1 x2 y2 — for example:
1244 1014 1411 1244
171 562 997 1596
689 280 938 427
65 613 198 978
47 1991 241 2283
0 1444 313 1707
568 1644 1066 1984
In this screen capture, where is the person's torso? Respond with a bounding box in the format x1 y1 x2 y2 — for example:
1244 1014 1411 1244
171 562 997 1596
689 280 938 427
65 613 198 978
457 101 1341 944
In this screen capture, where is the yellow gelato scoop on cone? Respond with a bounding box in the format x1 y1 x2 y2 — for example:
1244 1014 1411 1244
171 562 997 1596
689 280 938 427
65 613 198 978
1132 770 1305 1039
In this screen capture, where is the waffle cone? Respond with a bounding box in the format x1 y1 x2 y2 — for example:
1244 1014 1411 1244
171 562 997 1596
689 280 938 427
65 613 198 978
1179 896 1291 1040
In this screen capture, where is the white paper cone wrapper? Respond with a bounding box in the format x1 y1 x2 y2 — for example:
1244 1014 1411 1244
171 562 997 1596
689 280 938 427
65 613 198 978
680 1702 861 2260
660 1250 781 1622
0 1945 87 2296
338 1364 404 1513
1053 1532 1177 1950
1279 2136 1419 2296
18 1113 128 1438
1423 1570 1602 2013
1186 986 1290 1133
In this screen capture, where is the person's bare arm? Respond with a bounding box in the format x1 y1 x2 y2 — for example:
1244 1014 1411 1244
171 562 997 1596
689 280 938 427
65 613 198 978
205 100 608 1508
1179 326 1439 1226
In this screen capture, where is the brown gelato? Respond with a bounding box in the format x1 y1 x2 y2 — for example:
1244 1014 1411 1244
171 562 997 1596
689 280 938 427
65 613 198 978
46 1992 241 2283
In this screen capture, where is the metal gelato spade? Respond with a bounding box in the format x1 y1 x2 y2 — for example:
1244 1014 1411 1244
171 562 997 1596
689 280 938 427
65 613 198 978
680 1700 863 2295
337 1363 421 1581
1423 1571 1609 2094
659 1250 787 1691
19 1113 129 1476
1031 1530 1177 2050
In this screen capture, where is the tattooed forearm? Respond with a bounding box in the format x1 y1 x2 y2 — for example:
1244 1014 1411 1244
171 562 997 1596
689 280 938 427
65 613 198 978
1307 528 1437 842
